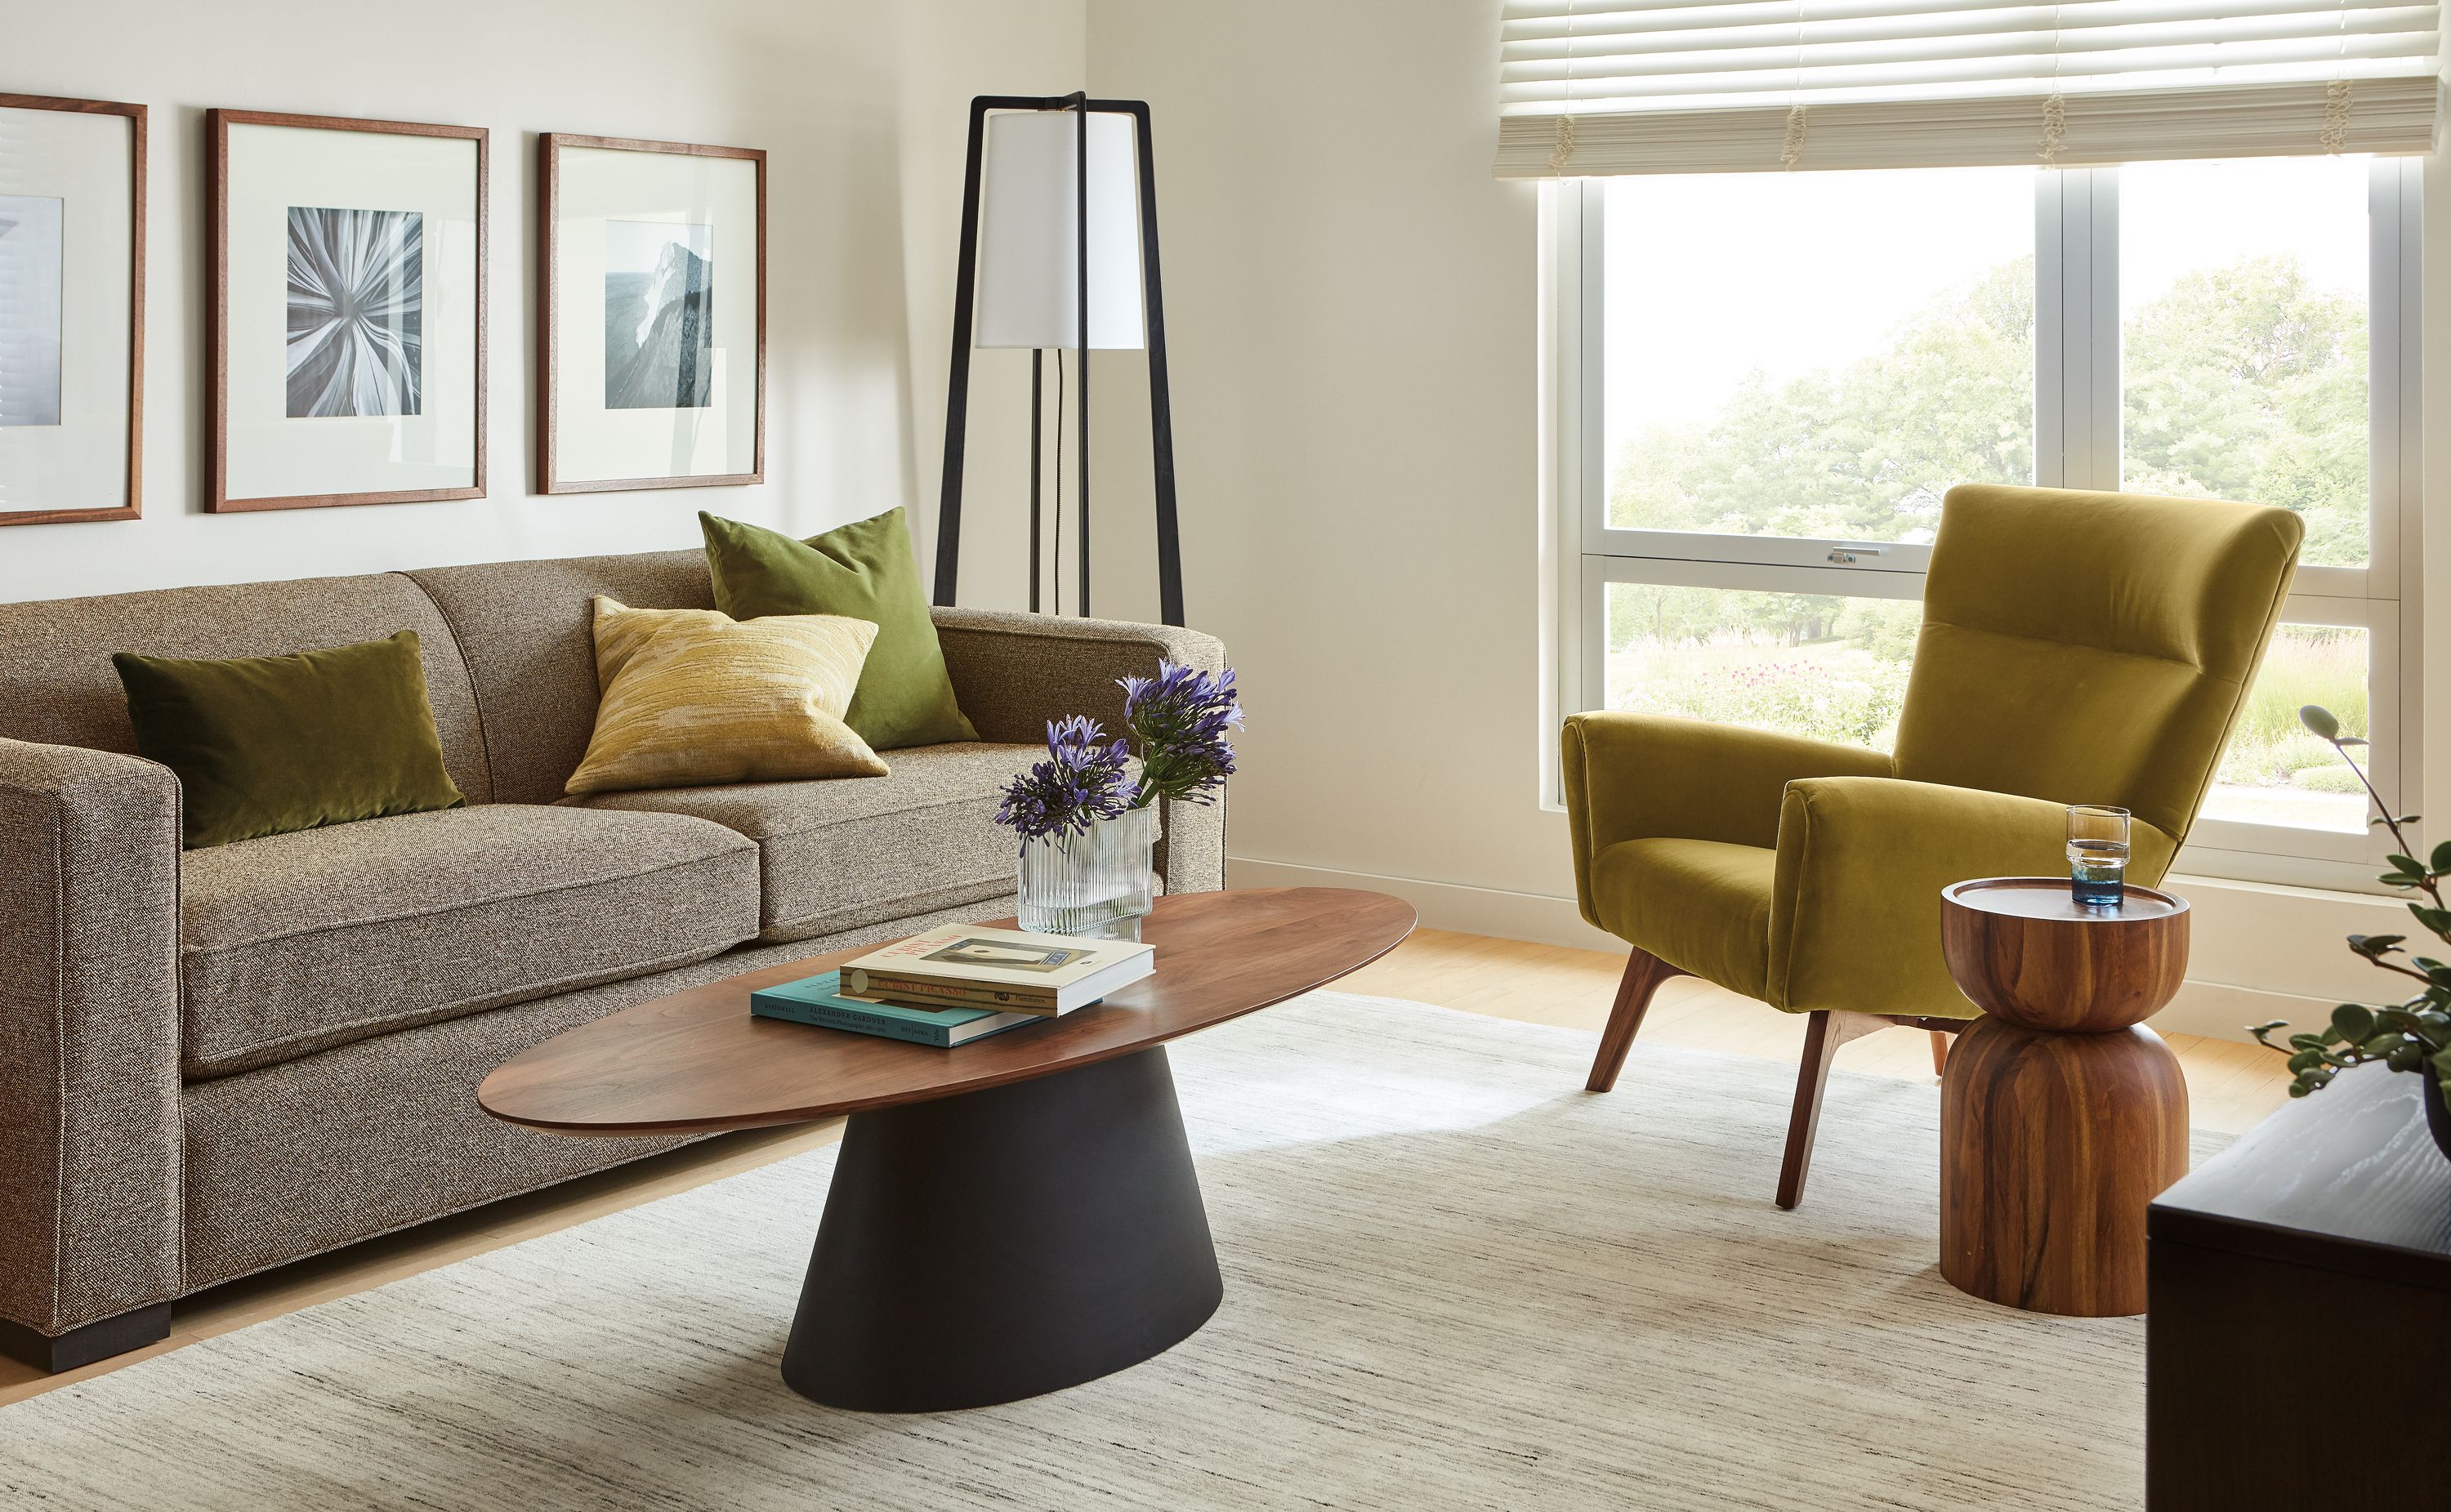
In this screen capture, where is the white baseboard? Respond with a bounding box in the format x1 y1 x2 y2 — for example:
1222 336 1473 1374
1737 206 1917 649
1227 856 1625 952
1228 854 2342 1046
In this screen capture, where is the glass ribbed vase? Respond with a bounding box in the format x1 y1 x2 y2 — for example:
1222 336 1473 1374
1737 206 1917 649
1016 805 1157 941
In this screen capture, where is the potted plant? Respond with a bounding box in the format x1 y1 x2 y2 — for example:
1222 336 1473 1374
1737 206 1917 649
994 661 1240 941
2248 704 2451 1158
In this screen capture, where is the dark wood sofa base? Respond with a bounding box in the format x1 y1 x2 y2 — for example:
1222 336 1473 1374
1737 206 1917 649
0 1303 172 1374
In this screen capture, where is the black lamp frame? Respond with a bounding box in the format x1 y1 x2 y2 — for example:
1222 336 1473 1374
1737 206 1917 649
933 92 1185 627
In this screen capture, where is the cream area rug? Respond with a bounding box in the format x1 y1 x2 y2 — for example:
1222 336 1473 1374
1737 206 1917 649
0 992 2212 1511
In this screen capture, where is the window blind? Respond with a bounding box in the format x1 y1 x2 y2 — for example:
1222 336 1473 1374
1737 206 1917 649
1495 0 2443 175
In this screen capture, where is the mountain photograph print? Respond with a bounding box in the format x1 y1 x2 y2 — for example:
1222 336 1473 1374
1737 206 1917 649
603 220 713 409
0 194 65 428
285 205 423 419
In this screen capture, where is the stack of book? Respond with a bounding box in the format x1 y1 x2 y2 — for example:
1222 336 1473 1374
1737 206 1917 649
750 923 1156 1047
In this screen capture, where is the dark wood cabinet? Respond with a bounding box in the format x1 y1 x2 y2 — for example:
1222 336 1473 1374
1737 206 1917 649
2147 1062 2451 1511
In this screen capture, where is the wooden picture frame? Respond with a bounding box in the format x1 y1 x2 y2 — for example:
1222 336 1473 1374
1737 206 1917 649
208 109 487 512
538 133 766 494
0 94 145 527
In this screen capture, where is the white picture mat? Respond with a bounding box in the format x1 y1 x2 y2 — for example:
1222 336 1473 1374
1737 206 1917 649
0 106 132 515
552 145 757 483
224 123 478 502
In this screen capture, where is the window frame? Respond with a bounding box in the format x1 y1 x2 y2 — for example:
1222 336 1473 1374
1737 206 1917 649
1547 160 2423 891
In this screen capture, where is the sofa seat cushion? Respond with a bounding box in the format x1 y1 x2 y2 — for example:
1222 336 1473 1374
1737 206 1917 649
570 741 1034 943
179 805 760 1080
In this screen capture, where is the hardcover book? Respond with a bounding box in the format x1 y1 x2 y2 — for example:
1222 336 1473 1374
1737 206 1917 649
749 970 1037 1047
840 922 1154 1015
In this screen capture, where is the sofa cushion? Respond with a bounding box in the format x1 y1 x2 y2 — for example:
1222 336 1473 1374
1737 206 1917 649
404 551 717 805
179 805 759 1079
114 631 467 848
570 742 1034 944
0 572 494 804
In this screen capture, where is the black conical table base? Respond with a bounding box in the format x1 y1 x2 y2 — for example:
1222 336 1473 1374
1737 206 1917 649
781 1045 1222 1412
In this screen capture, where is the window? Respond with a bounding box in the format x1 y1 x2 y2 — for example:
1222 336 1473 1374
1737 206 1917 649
1556 158 2419 887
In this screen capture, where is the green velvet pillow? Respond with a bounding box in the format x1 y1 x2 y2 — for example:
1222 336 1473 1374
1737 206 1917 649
112 630 467 849
699 507 978 750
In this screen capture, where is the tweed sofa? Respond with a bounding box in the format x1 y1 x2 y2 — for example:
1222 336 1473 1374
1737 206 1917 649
0 546 1226 1372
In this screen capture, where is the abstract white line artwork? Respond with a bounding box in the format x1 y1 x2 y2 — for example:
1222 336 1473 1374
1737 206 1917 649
286 205 423 418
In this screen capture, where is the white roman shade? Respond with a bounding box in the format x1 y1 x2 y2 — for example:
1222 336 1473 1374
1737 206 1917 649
1495 0 2444 176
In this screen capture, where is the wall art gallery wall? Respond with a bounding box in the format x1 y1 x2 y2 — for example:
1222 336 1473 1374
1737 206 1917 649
0 0 1086 605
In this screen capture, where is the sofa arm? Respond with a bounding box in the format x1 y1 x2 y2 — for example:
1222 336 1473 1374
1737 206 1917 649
0 738 183 1339
1766 775 2177 1019
931 609 1230 894
1560 711 1893 930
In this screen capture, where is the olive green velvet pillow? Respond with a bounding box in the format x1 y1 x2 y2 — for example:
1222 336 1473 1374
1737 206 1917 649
112 630 467 849
699 507 978 750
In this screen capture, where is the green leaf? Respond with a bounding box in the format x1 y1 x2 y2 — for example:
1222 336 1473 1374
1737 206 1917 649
2301 705 2342 740
2334 1004 2377 1041
2388 1042 2426 1072
2429 840 2451 874
2365 1033 2407 1058
2409 907 2451 937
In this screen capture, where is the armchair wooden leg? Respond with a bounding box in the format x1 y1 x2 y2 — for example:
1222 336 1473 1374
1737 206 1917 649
1585 948 1687 1094
1930 1029 1952 1077
1775 1010 1887 1211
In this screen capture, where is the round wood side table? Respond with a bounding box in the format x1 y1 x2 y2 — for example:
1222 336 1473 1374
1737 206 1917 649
1939 876 2192 1318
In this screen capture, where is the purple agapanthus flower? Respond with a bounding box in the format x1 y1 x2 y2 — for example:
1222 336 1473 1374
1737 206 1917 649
994 716 1134 851
1118 661 1242 809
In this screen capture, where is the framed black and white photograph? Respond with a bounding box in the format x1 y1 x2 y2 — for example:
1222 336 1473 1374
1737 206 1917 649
540 134 763 493
0 95 145 528
210 109 484 512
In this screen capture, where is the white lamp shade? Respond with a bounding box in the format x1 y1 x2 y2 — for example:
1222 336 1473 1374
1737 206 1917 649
974 109 1145 351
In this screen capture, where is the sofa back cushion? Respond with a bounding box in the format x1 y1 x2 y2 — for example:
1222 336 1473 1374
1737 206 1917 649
405 551 715 805
0 574 493 804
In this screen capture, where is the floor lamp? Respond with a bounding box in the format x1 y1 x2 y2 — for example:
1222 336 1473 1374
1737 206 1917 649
933 93 1185 627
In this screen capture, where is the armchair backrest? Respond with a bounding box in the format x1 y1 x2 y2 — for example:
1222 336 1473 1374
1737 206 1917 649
1891 483 2303 845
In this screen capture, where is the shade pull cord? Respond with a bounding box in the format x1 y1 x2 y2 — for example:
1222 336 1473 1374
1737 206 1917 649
1550 0 1578 176
2322 78 2353 152
1780 105 1808 167
2040 94 2068 165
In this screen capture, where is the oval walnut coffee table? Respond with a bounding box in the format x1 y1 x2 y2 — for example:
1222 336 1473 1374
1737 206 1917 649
480 886 1414 1412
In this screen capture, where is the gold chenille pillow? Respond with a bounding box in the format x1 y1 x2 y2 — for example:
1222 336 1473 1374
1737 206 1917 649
565 596 890 796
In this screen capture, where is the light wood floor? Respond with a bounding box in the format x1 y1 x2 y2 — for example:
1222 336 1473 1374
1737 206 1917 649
0 927 2294 1407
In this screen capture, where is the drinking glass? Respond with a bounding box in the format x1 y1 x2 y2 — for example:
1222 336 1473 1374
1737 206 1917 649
2067 805 2131 908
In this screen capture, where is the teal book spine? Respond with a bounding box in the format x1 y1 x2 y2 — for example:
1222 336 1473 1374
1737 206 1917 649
748 970 1029 1048
752 997 957 1046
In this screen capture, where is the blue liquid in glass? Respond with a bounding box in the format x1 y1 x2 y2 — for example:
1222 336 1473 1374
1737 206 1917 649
2070 868 2123 908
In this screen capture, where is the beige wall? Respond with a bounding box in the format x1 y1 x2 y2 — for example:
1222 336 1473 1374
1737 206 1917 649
1087 0 1566 898
0 0 1083 605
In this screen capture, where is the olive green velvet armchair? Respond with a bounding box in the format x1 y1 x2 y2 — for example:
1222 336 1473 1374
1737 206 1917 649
1562 483 2303 1207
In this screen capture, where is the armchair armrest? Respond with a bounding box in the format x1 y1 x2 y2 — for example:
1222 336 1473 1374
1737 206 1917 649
930 609 1230 894
1560 712 1892 930
0 738 183 1340
1767 775 2177 1019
